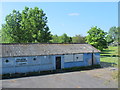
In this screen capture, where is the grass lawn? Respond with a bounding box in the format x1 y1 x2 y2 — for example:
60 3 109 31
100 46 119 81
100 46 119 67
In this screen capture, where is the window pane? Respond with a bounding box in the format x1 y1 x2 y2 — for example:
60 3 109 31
64 54 74 62
74 54 83 61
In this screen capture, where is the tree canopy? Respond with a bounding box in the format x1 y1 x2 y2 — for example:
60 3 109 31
2 7 52 43
86 26 107 50
105 26 119 45
51 33 72 43
59 33 72 43
72 34 85 43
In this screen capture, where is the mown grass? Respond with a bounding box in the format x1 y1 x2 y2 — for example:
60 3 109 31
100 46 119 67
100 46 119 81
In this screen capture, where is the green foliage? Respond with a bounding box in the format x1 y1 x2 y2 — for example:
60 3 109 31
108 26 118 41
100 46 118 67
118 27 120 43
59 33 72 43
72 34 85 43
51 35 61 43
2 7 52 43
2 10 22 43
51 33 72 43
106 26 120 45
86 26 107 50
105 35 114 44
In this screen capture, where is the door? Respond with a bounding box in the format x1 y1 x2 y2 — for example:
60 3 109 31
56 57 61 69
92 53 94 65
92 53 96 65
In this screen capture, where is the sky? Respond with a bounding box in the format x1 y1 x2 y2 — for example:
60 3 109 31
1 2 118 36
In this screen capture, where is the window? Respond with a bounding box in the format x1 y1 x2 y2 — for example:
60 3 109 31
64 54 74 62
74 54 83 61
40 56 52 64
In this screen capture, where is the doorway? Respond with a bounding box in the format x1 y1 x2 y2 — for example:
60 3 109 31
56 57 61 69
92 53 96 65
92 53 94 65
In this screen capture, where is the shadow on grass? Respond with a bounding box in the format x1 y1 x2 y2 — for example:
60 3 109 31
100 52 111 54
100 50 115 55
101 55 119 57
101 50 115 53
100 62 117 68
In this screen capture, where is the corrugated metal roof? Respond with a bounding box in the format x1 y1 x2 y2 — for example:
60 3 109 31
0 43 100 57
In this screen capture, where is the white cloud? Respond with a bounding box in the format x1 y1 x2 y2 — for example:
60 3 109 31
68 13 80 16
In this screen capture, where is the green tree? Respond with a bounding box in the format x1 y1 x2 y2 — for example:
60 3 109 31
2 7 52 43
105 35 114 44
105 26 120 45
51 35 60 43
59 33 72 43
72 34 85 43
106 26 120 44
51 33 72 43
108 26 118 41
2 10 22 43
118 27 120 44
86 26 107 50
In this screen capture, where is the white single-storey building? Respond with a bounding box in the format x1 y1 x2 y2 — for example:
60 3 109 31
0 43 100 74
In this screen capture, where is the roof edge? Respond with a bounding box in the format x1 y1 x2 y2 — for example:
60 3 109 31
0 52 100 58
0 43 88 45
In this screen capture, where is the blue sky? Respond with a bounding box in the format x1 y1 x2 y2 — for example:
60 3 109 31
1 2 118 36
